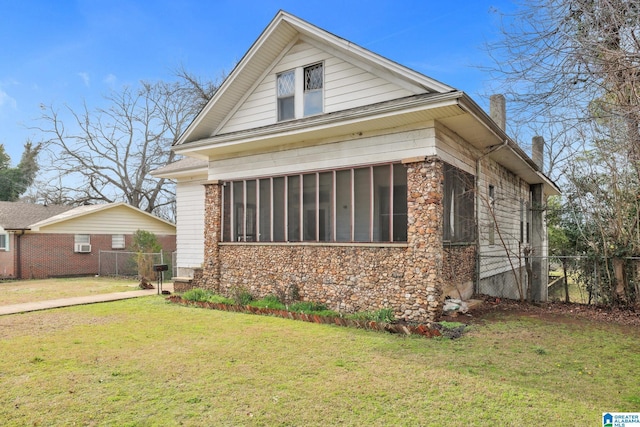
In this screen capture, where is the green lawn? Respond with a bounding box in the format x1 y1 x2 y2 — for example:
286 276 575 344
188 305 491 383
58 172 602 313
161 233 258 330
0 277 141 305
0 296 637 426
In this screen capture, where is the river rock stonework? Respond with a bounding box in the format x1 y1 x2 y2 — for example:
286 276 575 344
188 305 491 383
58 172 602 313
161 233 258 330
198 158 446 323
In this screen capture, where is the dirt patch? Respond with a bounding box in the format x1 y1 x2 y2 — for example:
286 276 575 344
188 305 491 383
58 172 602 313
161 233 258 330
447 295 640 328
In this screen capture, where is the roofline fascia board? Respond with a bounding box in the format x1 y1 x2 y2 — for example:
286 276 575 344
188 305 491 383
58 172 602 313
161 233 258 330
175 11 291 147
283 13 454 93
458 94 561 195
173 92 465 155
152 167 209 180
298 34 429 95
213 36 300 136
30 202 176 229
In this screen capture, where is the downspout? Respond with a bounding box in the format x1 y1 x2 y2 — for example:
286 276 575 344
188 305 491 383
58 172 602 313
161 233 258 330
475 140 508 294
15 230 25 280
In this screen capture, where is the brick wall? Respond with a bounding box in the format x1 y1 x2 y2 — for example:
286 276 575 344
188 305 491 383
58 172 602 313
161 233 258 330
198 158 446 323
16 233 176 279
0 233 16 277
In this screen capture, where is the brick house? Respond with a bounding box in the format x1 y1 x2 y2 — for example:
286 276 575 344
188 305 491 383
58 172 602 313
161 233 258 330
0 202 176 279
154 11 559 323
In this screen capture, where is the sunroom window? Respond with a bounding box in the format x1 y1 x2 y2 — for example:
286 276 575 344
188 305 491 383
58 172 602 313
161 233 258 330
222 163 407 243
443 163 476 243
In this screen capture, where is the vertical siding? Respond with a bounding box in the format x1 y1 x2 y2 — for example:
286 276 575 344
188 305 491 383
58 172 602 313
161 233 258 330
176 180 206 270
219 40 415 135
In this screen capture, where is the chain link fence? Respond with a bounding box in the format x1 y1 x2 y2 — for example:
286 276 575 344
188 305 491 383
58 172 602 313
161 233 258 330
98 251 170 281
478 254 640 305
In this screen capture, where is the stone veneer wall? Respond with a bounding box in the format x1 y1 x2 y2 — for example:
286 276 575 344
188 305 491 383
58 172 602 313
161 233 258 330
442 245 476 300
198 157 445 323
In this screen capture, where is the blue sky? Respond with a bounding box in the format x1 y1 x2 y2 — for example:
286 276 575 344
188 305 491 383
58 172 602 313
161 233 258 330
0 0 516 164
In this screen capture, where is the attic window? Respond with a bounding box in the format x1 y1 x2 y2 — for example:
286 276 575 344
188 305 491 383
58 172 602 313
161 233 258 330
276 63 324 121
303 63 323 116
277 70 295 121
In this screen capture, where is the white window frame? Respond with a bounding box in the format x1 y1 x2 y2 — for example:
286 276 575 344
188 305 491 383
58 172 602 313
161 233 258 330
74 234 91 253
0 233 8 251
303 62 324 116
276 70 295 121
112 234 125 249
276 62 324 122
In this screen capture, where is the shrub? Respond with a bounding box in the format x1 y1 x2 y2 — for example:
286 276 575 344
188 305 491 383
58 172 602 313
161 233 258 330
289 301 328 313
249 295 286 310
230 286 254 306
347 308 395 323
207 295 235 305
182 288 213 302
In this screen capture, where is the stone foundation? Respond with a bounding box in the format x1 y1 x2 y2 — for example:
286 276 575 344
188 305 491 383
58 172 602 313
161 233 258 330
197 158 446 323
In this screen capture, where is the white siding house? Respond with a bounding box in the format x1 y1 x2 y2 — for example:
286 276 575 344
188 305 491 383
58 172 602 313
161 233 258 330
155 11 559 321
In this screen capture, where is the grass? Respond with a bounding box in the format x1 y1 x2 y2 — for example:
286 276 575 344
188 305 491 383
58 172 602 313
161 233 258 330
0 295 638 426
0 277 141 305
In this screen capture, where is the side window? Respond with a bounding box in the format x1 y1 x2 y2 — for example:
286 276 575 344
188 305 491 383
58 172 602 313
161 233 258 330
443 163 476 243
74 234 91 253
277 70 295 121
112 234 125 249
303 63 323 116
0 233 8 251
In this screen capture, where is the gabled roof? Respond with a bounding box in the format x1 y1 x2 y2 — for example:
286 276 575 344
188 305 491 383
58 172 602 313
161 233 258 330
28 202 175 231
0 202 74 230
170 10 559 196
174 10 454 148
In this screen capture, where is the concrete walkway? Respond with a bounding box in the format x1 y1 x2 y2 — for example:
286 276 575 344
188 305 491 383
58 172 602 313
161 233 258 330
0 288 163 316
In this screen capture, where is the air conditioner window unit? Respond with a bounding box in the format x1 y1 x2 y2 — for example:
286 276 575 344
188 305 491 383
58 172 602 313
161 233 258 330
75 243 91 253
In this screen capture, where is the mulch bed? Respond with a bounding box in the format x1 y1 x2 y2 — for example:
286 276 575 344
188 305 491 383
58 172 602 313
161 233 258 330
166 295 444 338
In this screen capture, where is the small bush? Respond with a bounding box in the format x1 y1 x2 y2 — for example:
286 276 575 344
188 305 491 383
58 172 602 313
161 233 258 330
207 295 234 305
347 308 395 323
182 288 213 302
311 309 341 317
249 295 286 310
289 301 328 313
230 287 254 306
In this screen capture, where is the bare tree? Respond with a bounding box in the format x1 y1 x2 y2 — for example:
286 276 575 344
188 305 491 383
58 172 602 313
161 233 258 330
484 0 640 181
485 1 640 306
35 72 218 219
